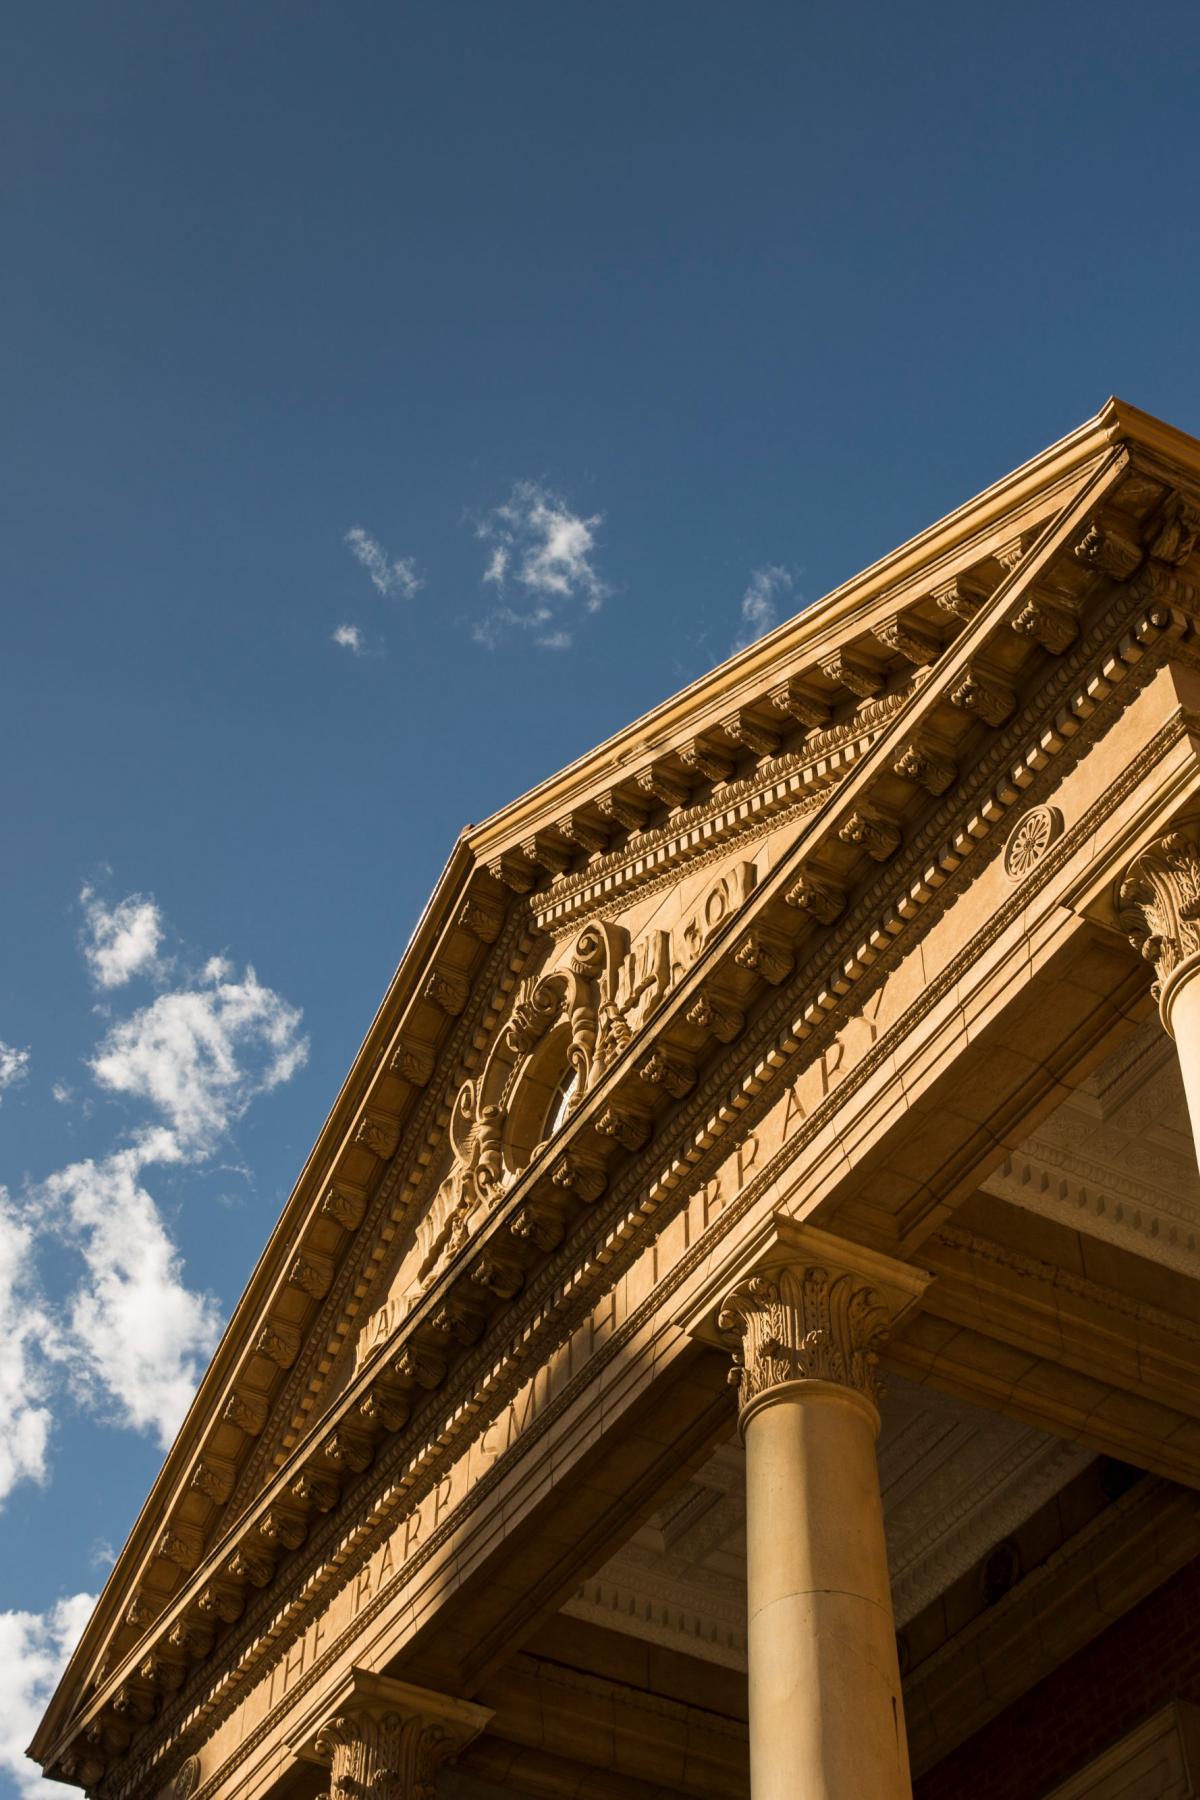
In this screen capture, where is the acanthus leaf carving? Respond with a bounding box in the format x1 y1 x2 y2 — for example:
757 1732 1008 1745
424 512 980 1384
1074 516 1143 582
196 1579 244 1625
637 1047 696 1099
680 737 735 784
258 1505 308 1550
838 810 901 862
424 969 469 1017
157 1525 205 1572
720 709 781 757
1146 492 1200 567
783 870 845 923
189 1457 235 1506
637 762 691 809
821 648 885 698
469 1244 526 1300
321 1182 368 1232
312 1681 490 1800
596 787 651 831
521 830 573 875
949 668 1016 727
550 1152 606 1204
1011 595 1078 654
321 1426 374 1474
1116 823 1200 1002
255 1320 301 1368
226 1544 274 1589
932 572 989 623
390 1038 435 1087
167 1617 214 1661
717 1264 892 1409
222 1390 268 1436
487 849 537 893
391 1341 447 1391
556 811 610 854
733 928 794 986
356 1111 401 1162
686 991 744 1043
456 897 505 942
289 1251 335 1300
893 742 957 796
594 1102 652 1152
509 1195 565 1253
874 616 940 666
357 1385 411 1435
290 1468 340 1513
769 676 831 729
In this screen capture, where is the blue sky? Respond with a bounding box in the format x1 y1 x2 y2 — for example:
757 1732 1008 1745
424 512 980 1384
3 0 1200 1786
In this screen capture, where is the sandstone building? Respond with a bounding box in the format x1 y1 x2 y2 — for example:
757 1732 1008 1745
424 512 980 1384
32 399 1200 1798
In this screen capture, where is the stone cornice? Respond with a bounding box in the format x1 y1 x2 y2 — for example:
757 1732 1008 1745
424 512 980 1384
466 400 1162 861
38 419 1200 1786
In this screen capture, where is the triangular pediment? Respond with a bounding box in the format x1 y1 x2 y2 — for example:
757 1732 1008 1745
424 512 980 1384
36 397 1200 1784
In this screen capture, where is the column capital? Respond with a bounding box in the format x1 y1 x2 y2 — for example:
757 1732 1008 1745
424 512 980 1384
709 1220 928 1425
295 1671 491 1800
1116 820 1200 1031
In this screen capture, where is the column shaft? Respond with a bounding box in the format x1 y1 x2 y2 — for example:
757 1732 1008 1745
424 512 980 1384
716 1230 926 1800
744 1382 909 1800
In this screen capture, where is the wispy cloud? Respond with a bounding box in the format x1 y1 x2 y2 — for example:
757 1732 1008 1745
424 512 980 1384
474 480 608 649
332 622 366 655
0 1591 96 1798
88 959 306 1156
0 1042 30 1100
731 565 795 652
0 1193 53 1504
345 526 423 599
80 887 164 990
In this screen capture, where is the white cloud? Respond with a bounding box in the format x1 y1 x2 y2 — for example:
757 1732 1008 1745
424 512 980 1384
0 1591 96 1798
40 1137 223 1445
88 962 308 1155
0 895 311 1501
345 526 422 599
80 887 164 989
732 565 795 652
0 1041 30 1099
332 623 365 654
0 1193 53 1505
474 480 608 649
51 1082 72 1106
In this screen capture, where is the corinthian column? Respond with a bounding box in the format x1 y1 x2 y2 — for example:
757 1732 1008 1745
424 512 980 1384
1118 824 1200 1162
717 1223 928 1800
306 1671 491 1800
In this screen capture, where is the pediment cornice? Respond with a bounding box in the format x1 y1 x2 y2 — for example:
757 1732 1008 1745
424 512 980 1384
37 401 1200 1788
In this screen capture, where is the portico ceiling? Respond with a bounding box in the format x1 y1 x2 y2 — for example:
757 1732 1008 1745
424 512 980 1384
561 1373 1090 1668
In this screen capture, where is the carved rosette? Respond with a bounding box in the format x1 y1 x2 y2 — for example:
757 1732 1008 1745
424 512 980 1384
1116 825 1200 1014
314 1703 465 1800
718 1263 892 1414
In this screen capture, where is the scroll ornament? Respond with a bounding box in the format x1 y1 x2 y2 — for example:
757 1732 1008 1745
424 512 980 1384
1116 826 1200 1002
717 1263 892 1410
